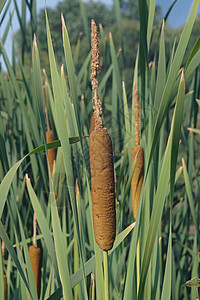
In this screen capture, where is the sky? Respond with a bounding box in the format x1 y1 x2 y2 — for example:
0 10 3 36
1 0 200 70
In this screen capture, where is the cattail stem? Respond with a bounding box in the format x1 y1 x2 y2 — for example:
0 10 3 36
2 241 5 271
136 237 140 296
103 250 109 300
33 212 37 247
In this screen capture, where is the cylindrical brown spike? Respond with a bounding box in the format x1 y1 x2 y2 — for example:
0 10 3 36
4 274 7 300
90 114 95 132
29 245 42 298
46 130 56 178
89 128 116 251
131 145 144 219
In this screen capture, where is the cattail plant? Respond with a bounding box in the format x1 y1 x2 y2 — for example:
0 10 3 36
89 19 116 300
131 82 144 295
28 212 42 298
89 20 116 252
131 82 144 220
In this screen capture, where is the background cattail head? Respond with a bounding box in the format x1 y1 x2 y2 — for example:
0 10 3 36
131 83 144 219
131 145 144 219
4 274 7 300
29 245 42 298
29 212 42 298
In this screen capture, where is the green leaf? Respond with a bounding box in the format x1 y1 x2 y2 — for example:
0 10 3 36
62 15 79 127
122 81 131 145
0 0 7 14
154 21 166 113
161 228 172 300
0 221 31 296
1 8 14 45
32 35 47 146
0 134 84 220
114 0 125 65
79 0 89 41
46 10 88 299
182 158 199 233
170 72 185 201
109 32 122 100
138 73 186 299
146 0 200 176
25 176 60 281
185 36 200 71
47 223 135 299
77 51 91 85
147 0 156 50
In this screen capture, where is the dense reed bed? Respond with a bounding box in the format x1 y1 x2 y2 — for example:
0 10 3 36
0 0 200 299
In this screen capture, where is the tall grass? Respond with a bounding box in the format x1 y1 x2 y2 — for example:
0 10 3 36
0 0 200 299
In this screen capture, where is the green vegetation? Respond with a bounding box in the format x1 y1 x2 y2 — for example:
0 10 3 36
0 0 200 299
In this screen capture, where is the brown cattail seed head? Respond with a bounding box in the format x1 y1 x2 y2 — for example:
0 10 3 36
29 245 42 298
4 274 7 300
131 145 144 219
46 130 57 178
89 128 116 250
90 114 95 132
